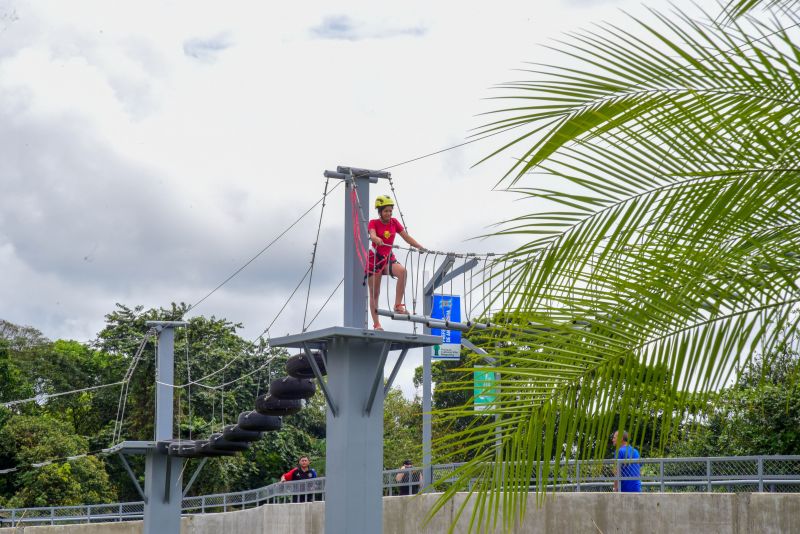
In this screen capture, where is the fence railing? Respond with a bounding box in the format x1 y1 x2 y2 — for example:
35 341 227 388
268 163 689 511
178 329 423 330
1 455 798 526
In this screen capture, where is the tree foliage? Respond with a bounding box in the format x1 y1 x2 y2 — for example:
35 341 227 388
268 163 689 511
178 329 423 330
672 332 800 457
0 415 116 507
383 388 423 469
0 307 329 506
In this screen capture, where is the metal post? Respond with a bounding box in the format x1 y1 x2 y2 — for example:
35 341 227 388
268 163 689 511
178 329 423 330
343 173 370 329
143 322 186 534
758 457 764 492
325 335 385 534
660 460 665 492
706 458 712 492
422 271 433 489
330 170 381 534
268 168 438 534
421 257 480 490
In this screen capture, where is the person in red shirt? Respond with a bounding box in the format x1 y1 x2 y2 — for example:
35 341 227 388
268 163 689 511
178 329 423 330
367 195 425 330
280 455 318 502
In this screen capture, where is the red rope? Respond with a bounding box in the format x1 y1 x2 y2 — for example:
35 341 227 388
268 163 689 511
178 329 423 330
350 188 369 270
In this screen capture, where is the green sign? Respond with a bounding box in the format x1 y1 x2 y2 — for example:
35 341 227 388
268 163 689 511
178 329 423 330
474 368 496 412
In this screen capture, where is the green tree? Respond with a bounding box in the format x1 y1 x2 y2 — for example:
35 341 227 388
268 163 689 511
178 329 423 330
0 339 31 404
95 303 325 499
434 1 800 531
413 358 485 464
672 336 800 457
383 388 422 469
0 415 116 507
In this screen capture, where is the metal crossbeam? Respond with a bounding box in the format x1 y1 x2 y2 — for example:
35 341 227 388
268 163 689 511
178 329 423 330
377 308 488 330
117 453 146 502
364 341 391 416
302 341 337 416
423 254 456 295
384 347 409 397
182 458 208 498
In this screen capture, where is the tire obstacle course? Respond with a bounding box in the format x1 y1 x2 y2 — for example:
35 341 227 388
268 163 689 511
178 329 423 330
108 167 442 534
158 352 323 459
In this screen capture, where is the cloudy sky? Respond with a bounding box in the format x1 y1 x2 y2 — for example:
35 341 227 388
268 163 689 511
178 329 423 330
0 0 694 397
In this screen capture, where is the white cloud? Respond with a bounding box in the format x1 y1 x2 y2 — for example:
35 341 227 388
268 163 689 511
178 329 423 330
309 14 427 41
183 33 234 62
0 0 701 398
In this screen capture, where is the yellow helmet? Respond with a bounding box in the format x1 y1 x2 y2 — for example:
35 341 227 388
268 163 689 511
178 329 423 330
374 195 394 209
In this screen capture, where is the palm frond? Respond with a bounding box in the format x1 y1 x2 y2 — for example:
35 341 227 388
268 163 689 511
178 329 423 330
721 0 800 22
433 6 800 533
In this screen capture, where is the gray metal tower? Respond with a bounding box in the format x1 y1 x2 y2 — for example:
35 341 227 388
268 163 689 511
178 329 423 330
270 167 440 534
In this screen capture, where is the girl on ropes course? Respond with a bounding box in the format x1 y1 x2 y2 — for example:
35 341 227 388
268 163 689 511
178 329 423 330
366 195 425 331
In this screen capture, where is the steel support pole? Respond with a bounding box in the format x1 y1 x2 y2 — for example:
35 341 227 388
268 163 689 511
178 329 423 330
422 271 433 489
343 173 370 329
326 173 383 534
421 256 457 489
325 337 385 534
143 323 185 534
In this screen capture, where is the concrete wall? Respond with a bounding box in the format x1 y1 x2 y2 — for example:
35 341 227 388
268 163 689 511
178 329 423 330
2 493 798 534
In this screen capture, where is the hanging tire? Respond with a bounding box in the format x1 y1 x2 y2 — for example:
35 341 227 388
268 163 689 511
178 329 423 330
286 351 327 379
208 433 250 452
255 395 303 416
270 376 316 400
197 440 235 457
156 439 177 455
222 424 264 442
168 440 204 458
237 411 282 432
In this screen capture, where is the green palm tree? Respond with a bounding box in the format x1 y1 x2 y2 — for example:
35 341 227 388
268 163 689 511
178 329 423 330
433 2 800 531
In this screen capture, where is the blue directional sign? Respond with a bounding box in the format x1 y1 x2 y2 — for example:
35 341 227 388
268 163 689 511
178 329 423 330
430 294 461 360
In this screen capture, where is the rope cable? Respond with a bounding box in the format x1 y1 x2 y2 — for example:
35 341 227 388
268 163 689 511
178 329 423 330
2 381 127 409
387 174 409 232
303 177 331 332
164 265 313 391
184 180 342 316
111 329 155 444
306 278 344 330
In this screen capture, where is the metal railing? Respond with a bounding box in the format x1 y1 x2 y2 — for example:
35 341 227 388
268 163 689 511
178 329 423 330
1 455 798 526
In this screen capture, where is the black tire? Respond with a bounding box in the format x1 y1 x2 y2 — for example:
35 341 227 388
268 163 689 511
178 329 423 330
156 439 177 455
237 411 282 432
196 440 235 457
286 351 327 379
222 424 263 442
168 440 204 458
270 376 316 400
255 395 303 416
208 433 250 452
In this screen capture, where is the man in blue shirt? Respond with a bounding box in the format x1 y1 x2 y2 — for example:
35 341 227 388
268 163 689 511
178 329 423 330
612 431 641 492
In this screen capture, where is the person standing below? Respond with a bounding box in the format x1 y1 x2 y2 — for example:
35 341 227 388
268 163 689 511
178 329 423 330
280 455 318 502
395 459 422 495
366 196 425 331
612 430 641 492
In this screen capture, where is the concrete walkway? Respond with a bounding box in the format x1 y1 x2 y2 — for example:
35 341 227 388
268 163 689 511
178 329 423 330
2 492 798 533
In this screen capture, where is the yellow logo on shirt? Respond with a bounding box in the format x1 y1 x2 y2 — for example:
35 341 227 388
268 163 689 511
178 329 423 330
383 230 391 239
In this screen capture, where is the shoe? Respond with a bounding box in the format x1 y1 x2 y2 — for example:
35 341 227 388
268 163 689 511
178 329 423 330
373 323 384 331
394 304 408 314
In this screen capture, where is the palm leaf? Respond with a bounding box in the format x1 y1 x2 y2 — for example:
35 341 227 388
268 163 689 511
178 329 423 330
721 0 800 21
433 5 800 533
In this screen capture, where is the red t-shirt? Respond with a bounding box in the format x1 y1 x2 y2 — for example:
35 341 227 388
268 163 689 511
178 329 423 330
368 217 404 256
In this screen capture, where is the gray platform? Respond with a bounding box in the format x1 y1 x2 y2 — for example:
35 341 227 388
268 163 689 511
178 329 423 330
270 326 440 352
